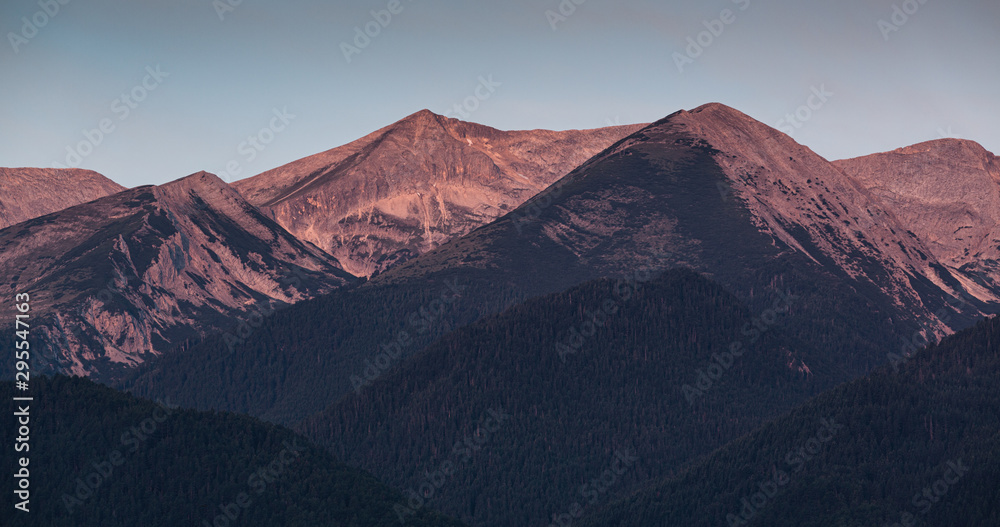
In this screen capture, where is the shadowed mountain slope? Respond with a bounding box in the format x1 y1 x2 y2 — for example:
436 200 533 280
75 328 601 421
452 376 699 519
0 375 465 527
582 314 1000 527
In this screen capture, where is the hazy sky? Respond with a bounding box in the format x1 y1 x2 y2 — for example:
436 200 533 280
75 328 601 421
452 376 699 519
1 0 997 188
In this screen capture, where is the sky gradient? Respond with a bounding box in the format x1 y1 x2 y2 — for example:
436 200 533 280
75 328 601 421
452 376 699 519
1 0 997 188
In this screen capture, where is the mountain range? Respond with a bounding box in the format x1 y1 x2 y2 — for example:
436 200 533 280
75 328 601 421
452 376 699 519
120 105 1000 526
2 104 998 526
132 103 973 424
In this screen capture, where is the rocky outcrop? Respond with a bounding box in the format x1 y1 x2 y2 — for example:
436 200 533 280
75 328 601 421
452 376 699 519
233 110 645 277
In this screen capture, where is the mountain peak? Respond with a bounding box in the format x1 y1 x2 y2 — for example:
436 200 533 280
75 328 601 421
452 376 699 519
233 111 646 277
407 108 440 119
891 138 994 159
689 102 743 114
158 171 232 201
669 102 763 132
397 108 446 127
835 139 1000 279
0 167 349 377
163 170 226 189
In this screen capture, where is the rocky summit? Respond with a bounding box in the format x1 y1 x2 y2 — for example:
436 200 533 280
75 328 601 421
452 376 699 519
233 109 645 277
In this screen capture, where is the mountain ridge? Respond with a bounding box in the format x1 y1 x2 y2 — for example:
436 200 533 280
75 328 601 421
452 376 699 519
0 167 125 229
0 171 353 379
233 109 647 276
125 104 984 440
376 103 987 333
835 138 1000 304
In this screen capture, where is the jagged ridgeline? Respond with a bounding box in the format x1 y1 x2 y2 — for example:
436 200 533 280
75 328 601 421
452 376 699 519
0 375 465 527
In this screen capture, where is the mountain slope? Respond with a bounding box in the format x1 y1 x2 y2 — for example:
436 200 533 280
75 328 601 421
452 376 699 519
296 270 822 527
835 139 1000 302
582 315 1000 527
0 167 125 229
377 104 986 346
0 375 464 527
124 271 524 425
233 110 645 276
0 171 353 380
125 104 989 431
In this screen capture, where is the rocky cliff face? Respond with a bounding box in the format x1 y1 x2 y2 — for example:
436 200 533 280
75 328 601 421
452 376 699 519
0 168 125 229
835 139 1000 302
0 171 353 379
233 110 645 277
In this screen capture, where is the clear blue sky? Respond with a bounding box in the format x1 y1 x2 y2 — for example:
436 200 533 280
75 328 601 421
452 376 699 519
1 0 997 188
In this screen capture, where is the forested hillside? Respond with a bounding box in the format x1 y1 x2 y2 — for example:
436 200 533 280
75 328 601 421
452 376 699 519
582 316 1000 527
1 376 463 527
123 272 525 425
297 269 826 527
